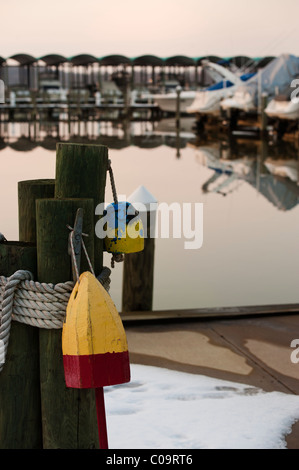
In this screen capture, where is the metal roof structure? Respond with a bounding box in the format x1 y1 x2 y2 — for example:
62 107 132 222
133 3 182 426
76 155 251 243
0 53 282 71
99 55 131 66
164 55 195 66
69 54 99 66
132 55 164 67
39 54 68 66
9 54 37 65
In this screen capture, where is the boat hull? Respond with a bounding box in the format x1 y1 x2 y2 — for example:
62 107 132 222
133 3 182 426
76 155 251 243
153 91 196 113
187 87 237 116
265 99 299 120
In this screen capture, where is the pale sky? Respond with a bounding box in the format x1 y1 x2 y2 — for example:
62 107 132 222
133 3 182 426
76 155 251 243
1 0 299 59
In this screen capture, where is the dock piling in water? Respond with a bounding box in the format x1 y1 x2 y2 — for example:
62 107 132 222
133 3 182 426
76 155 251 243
18 179 55 243
122 186 157 313
0 178 58 449
55 143 108 275
0 241 41 449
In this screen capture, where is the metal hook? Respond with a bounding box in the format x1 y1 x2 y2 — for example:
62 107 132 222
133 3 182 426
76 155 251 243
67 208 84 283
67 208 95 283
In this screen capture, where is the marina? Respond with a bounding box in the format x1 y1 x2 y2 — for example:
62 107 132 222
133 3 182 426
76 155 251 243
0 118 298 450
1 0 299 451
1 53 299 140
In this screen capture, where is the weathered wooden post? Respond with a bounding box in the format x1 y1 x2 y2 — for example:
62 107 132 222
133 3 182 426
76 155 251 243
36 142 109 448
0 179 56 449
1 144 111 449
0 241 41 449
55 143 108 275
18 179 55 243
36 197 99 449
122 185 158 312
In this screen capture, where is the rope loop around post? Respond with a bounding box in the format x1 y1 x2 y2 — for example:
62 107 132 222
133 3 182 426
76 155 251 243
0 270 33 372
0 265 112 372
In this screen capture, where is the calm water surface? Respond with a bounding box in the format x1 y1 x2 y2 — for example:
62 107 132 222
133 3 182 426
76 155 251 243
0 119 298 311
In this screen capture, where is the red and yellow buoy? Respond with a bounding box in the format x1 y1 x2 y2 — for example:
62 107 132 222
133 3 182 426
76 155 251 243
62 271 130 448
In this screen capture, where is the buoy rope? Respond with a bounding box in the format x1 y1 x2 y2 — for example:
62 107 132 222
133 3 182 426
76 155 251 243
67 224 96 281
107 160 125 268
108 159 118 205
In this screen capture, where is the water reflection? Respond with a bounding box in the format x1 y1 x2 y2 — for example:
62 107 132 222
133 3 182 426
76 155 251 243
189 139 299 211
1 118 297 212
0 118 195 151
0 118 298 310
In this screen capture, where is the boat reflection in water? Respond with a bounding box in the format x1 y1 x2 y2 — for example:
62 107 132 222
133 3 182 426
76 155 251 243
0 118 195 153
189 138 299 212
1 118 298 214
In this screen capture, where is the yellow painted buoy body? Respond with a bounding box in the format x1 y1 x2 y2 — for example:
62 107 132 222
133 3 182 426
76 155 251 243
62 271 130 388
104 202 144 254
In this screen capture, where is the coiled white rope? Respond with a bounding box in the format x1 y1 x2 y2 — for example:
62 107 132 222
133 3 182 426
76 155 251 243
0 267 111 371
0 270 73 329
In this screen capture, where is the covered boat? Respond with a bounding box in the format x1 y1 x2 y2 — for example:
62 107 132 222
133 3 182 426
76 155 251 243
221 54 299 112
265 79 299 120
152 61 237 114
187 70 254 116
152 89 197 113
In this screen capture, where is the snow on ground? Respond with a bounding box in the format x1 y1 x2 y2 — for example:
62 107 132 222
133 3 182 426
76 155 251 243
104 364 299 449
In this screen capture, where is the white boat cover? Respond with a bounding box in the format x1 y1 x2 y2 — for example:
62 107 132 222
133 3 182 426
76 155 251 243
232 53 299 107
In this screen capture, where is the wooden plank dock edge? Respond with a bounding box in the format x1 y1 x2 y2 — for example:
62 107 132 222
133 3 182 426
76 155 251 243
120 303 299 324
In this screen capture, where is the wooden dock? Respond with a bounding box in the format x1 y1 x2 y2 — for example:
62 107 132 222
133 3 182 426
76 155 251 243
121 303 299 323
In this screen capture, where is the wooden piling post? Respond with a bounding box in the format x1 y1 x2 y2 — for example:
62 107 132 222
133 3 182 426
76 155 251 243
0 179 56 449
36 197 99 449
18 179 55 242
122 186 157 312
0 242 42 449
36 198 95 282
55 143 108 275
122 212 155 311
